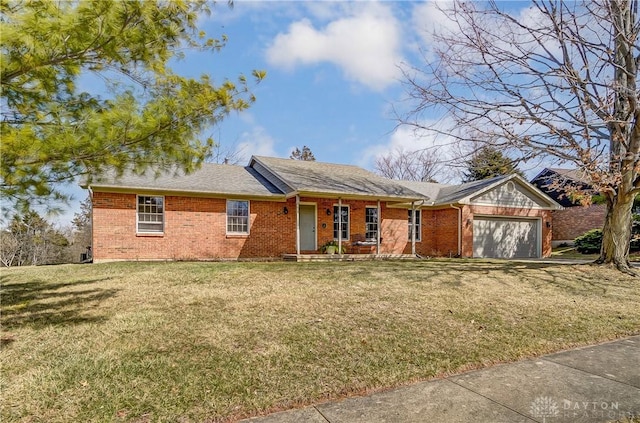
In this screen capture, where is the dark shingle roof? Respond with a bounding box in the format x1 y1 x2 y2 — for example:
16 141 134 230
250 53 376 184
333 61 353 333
434 175 511 204
87 163 284 197
251 156 426 201
397 176 511 205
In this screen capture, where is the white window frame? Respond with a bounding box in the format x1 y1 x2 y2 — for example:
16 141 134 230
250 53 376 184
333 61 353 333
333 205 350 240
365 206 378 241
226 200 250 235
137 195 164 234
408 209 422 242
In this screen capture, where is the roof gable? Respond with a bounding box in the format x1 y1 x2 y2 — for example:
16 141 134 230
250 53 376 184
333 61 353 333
250 156 426 201
471 179 553 208
398 174 562 210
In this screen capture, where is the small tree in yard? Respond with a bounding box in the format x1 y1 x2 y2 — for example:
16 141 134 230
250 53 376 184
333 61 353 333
402 0 640 273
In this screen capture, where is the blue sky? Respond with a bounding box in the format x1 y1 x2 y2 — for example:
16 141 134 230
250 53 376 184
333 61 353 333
56 0 538 226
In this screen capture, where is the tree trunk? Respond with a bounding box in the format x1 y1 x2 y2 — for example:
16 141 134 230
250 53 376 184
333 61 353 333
597 192 635 274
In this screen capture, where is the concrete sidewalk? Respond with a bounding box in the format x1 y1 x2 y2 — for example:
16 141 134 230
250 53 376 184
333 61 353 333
241 336 640 423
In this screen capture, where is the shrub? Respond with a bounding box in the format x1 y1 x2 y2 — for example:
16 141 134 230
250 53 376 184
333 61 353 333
574 229 602 254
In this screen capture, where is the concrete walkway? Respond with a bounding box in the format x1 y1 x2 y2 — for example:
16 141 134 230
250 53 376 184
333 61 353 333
241 336 640 423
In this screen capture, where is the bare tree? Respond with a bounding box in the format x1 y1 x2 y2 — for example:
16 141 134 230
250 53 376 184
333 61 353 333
0 209 69 266
402 0 639 273
374 147 443 182
207 142 245 165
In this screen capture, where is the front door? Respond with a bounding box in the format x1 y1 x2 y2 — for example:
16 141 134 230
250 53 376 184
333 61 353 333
299 205 316 251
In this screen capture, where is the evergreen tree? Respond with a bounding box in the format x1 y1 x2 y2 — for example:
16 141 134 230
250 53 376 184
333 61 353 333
462 147 521 182
290 146 316 161
1 1 265 210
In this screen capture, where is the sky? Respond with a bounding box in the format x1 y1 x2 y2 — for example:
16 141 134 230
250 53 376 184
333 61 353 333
53 0 541 226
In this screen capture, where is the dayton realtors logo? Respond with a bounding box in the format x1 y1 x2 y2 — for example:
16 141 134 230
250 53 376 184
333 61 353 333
530 396 559 422
530 396 634 421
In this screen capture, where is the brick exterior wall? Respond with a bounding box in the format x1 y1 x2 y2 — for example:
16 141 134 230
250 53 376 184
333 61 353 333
93 192 297 261
551 205 606 241
92 191 554 260
93 192 411 261
404 208 460 257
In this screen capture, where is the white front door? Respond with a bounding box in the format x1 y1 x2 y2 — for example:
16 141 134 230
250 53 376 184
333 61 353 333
299 205 316 251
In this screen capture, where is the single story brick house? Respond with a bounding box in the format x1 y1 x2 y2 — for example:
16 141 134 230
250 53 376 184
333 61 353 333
84 156 561 262
530 168 606 245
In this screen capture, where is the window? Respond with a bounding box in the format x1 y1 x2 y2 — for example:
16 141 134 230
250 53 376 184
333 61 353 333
137 195 164 233
227 200 249 234
408 209 421 242
365 207 378 241
333 205 349 240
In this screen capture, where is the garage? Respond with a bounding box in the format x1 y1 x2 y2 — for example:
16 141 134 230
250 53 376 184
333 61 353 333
473 217 540 258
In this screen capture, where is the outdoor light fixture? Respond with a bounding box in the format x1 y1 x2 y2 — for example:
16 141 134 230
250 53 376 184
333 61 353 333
546 221 551 228
326 208 332 216
283 206 288 215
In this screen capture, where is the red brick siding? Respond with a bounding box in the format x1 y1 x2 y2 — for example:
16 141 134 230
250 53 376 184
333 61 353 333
551 205 606 241
93 193 412 260
404 208 460 257
93 192 296 260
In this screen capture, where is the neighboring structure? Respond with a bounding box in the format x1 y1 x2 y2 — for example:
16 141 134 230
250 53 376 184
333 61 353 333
531 168 606 245
85 156 561 262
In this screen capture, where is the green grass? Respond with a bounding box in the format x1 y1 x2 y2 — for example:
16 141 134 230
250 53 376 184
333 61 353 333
2 260 639 422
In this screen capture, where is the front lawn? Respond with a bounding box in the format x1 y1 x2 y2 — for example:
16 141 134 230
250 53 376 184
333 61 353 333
2 260 639 422
552 245 640 260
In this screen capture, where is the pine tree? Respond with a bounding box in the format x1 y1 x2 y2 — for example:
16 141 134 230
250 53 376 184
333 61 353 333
1 1 265 210
290 146 316 161
462 147 521 182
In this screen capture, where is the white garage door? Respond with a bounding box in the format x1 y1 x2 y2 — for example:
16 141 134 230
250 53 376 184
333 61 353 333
473 217 540 258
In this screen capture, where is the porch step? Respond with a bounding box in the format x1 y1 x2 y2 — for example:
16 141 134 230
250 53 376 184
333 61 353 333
282 254 417 262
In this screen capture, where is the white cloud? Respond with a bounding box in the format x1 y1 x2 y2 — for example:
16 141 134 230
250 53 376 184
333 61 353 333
236 126 278 162
411 0 457 46
265 2 402 91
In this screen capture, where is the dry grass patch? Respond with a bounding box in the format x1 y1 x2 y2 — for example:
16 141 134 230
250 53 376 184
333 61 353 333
1 260 639 422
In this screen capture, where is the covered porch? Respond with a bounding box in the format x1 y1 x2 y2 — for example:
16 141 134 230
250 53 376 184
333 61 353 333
291 194 423 257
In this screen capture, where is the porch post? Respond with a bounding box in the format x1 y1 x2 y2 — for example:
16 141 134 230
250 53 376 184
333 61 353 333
296 195 300 255
376 200 381 254
411 202 416 256
338 197 342 254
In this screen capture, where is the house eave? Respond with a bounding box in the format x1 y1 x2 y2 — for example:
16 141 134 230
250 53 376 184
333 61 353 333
88 185 287 201
292 190 426 203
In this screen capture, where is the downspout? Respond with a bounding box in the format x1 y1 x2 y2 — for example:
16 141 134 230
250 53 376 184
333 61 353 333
376 200 381 255
338 198 342 254
89 187 94 262
296 195 300 255
411 202 416 256
450 204 462 257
